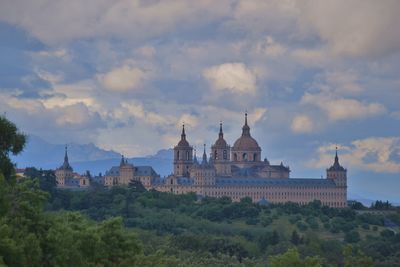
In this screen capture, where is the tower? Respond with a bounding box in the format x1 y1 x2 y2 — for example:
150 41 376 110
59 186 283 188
211 122 231 176
173 124 193 177
327 148 347 187
55 145 73 187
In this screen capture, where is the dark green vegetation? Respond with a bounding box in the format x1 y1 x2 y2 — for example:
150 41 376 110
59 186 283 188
1 116 400 266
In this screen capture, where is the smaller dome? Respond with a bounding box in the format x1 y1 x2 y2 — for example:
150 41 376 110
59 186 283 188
177 139 190 147
213 122 228 147
176 124 190 147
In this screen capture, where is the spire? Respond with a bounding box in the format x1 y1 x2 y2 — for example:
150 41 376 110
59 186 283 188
120 155 125 166
202 144 207 165
334 146 339 165
61 145 72 170
64 145 69 164
193 148 198 164
242 112 250 136
181 123 186 140
219 121 223 138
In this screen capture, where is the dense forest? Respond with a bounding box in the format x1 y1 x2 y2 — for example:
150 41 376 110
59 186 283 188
1 116 400 266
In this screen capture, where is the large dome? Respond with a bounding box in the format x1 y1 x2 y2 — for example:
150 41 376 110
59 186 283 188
232 113 261 151
233 135 260 150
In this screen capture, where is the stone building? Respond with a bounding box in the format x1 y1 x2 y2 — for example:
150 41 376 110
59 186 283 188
154 113 347 208
103 156 160 189
55 146 90 188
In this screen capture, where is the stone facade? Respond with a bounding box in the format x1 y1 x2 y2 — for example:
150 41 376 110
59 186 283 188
55 146 90 188
103 156 160 189
154 113 347 208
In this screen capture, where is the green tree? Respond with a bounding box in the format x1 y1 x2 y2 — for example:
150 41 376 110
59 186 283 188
0 116 26 181
343 245 373 267
269 248 322 267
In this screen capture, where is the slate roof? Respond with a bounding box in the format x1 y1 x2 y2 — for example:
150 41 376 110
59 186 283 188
215 177 336 187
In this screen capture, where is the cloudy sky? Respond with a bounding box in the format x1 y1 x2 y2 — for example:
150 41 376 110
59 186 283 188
1 0 400 201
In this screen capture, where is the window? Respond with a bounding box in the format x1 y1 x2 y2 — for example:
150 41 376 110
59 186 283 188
186 151 190 160
223 150 227 160
243 153 248 161
177 151 180 160
253 153 257 161
234 153 237 161
214 150 218 160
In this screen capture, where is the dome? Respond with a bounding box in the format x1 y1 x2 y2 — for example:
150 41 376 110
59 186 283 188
232 113 261 151
213 122 228 147
177 139 190 147
176 124 190 147
233 135 260 150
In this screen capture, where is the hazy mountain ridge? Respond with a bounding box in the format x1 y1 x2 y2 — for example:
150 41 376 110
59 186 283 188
12 135 173 176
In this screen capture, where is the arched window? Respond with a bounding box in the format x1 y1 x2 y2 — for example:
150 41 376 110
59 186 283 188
253 153 257 161
243 153 247 161
214 150 218 160
223 150 227 160
177 151 180 160
186 151 189 160
234 153 237 161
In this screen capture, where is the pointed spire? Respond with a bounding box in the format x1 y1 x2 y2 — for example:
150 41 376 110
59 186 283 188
242 112 250 136
64 145 69 164
181 123 186 140
120 155 125 166
202 144 207 165
219 121 223 138
61 144 72 170
334 146 339 165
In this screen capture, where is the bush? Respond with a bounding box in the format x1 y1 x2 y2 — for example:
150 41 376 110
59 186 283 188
344 230 360 243
297 221 308 232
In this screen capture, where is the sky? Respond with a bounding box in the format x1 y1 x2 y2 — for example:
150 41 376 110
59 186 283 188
1 0 400 201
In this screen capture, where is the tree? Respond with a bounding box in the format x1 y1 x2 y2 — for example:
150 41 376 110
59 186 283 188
269 248 322 267
291 230 301 245
343 245 373 267
0 116 26 181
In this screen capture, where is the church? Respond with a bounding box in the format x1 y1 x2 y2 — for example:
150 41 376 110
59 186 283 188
154 113 347 208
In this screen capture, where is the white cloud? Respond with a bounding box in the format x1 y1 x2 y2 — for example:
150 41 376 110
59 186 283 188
309 137 400 173
203 63 257 94
98 64 148 91
301 93 386 121
291 114 314 133
297 0 400 58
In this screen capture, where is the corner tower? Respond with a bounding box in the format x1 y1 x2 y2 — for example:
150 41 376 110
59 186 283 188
327 148 347 187
211 122 231 176
173 124 193 177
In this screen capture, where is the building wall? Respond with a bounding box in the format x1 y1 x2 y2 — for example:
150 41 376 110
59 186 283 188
154 183 347 208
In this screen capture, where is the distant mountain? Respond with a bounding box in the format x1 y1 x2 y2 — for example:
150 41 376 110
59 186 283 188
12 135 173 177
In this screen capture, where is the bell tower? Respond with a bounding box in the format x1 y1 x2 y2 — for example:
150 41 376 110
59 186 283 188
173 124 193 177
211 122 231 176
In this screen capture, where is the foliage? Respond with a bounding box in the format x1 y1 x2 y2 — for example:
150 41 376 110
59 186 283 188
269 248 322 267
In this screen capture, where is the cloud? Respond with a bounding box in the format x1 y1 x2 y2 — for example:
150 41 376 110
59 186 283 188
291 114 314 133
255 36 286 57
98 64 148 91
297 0 400 58
203 63 257 94
0 0 231 44
301 93 386 121
308 137 400 173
